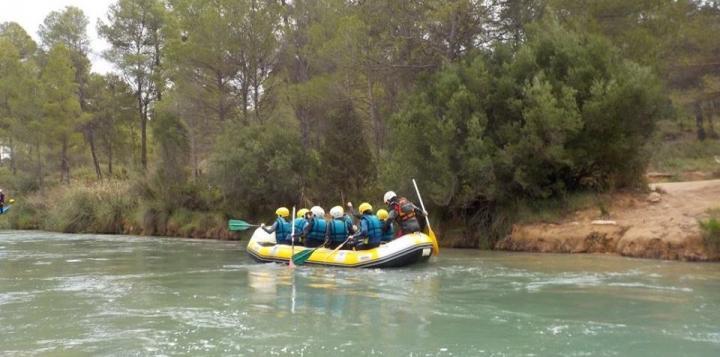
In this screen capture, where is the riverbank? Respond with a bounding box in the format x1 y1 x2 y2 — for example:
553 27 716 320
496 180 720 261
3 179 719 262
0 182 237 240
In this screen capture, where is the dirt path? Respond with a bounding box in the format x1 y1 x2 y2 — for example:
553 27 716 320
495 180 720 261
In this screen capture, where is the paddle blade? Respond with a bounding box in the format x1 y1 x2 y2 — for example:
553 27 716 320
426 226 440 256
228 219 255 231
291 248 317 266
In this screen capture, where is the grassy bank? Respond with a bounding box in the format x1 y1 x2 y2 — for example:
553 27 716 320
0 181 237 240
648 119 720 180
700 207 720 254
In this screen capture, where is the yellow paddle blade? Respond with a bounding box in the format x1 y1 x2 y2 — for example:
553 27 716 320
427 226 440 256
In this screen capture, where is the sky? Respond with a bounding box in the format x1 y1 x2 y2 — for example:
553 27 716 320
0 0 116 73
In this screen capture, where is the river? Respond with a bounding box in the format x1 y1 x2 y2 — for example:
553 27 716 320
0 231 718 356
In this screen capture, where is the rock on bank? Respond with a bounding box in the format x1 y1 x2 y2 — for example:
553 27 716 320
495 180 720 261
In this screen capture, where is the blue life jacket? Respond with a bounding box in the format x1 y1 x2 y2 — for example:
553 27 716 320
361 214 383 244
307 218 327 242
329 218 349 243
382 224 394 242
275 217 291 243
344 215 353 227
293 217 307 235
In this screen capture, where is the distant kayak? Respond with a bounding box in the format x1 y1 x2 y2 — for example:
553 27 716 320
246 228 434 268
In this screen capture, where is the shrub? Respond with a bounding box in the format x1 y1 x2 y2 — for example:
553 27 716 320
700 214 720 252
386 21 667 246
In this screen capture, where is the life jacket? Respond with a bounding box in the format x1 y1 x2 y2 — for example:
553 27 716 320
275 217 291 243
307 218 327 241
293 217 307 235
393 197 417 222
361 214 383 245
382 224 394 242
329 218 348 243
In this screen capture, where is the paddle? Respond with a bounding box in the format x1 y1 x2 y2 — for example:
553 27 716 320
412 178 440 256
291 216 327 266
292 236 350 265
326 236 352 260
228 219 259 231
291 246 317 266
289 207 296 268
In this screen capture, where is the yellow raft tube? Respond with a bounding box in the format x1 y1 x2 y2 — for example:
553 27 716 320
246 228 435 268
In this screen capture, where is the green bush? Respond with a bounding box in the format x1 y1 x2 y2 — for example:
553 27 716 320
209 120 306 218
700 215 720 252
386 21 667 246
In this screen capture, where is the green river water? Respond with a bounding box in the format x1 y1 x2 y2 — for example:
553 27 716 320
0 231 719 356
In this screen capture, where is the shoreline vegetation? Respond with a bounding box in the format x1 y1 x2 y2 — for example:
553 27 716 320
0 181 236 240
2 1 720 262
2 177 720 262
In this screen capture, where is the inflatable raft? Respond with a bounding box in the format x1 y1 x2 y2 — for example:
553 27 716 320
246 228 435 268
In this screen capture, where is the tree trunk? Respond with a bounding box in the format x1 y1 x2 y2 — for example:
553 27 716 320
707 101 719 139
60 137 70 184
695 102 706 141
108 141 113 176
367 73 383 156
9 136 16 175
87 129 102 180
241 81 249 122
141 107 147 171
253 79 261 122
35 142 43 188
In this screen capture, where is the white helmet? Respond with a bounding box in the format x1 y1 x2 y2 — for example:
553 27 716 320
329 206 344 219
383 191 397 204
310 206 325 217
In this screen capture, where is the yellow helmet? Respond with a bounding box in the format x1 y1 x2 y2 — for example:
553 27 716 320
358 202 372 214
297 208 309 218
8 198 15 204
275 207 290 218
377 208 389 220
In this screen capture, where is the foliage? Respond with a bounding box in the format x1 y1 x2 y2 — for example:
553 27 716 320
699 208 720 252
41 44 83 184
387 21 666 245
317 99 375 201
209 120 306 217
3 0 720 247
98 0 166 171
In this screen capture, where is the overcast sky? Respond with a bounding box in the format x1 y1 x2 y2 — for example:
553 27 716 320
0 0 115 73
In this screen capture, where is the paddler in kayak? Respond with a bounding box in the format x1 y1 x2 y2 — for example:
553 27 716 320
0 189 4 213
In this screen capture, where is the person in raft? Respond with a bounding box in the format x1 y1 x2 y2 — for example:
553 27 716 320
261 207 292 244
326 206 355 249
0 189 4 213
299 206 327 248
382 191 425 236
347 202 384 250
376 209 395 242
292 208 309 244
